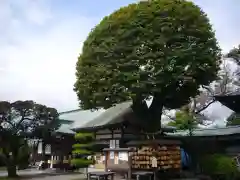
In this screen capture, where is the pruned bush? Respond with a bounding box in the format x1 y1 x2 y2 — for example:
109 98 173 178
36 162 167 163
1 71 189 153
71 133 94 169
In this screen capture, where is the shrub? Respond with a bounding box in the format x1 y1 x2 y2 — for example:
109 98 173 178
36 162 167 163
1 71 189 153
201 154 238 180
71 133 94 169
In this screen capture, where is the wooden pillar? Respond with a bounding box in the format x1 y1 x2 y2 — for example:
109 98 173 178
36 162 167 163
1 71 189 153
104 151 108 172
128 153 132 180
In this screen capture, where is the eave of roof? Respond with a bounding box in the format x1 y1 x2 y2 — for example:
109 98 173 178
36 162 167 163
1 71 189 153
73 101 177 133
59 109 82 115
55 122 75 135
59 108 104 129
73 101 133 131
167 125 240 137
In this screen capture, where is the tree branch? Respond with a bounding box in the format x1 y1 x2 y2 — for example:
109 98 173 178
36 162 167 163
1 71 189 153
201 85 214 95
195 99 216 114
163 113 175 121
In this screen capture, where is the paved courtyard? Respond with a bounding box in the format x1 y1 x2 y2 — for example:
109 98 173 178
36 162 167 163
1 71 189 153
27 174 85 180
0 167 103 179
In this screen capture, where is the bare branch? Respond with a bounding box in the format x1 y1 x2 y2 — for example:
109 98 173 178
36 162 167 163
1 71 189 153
162 111 175 121
195 99 216 114
201 85 214 95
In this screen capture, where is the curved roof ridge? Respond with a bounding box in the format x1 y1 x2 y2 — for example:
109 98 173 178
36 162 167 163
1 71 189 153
59 109 82 115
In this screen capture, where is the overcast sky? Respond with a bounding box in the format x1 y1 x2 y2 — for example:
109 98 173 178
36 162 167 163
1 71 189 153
0 0 240 114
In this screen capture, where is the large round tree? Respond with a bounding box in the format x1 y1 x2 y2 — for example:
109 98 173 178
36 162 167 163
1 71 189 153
74 0 221 132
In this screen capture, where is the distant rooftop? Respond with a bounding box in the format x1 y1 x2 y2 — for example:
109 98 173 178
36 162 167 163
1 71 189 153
59 108 105 128
168 125 240 137
56 108 104 134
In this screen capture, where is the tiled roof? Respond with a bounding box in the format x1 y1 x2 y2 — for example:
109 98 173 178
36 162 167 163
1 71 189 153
56 123 75 134
74 101 176 132
59 109 105 129
56 106 240 137
75 101 132 130
168 125 240 137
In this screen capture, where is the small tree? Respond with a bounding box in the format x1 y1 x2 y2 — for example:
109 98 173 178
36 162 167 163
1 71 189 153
167 106 199 170
71 133 94 173
74 0 221 133
0 100 59 177
167 110 197 135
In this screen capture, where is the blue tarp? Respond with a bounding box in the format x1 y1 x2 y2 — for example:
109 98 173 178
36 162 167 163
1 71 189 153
181 148 190 167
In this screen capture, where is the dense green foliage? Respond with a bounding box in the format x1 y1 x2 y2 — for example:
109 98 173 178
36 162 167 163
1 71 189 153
0 100 60 177
201 154 238 180
75 0 221 131
71 133 94 168
167 110 197 134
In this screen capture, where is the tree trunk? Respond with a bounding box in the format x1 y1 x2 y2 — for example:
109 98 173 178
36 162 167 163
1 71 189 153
41 141 46 162
7 163 17 178
148 95 163 132
132 95 164 133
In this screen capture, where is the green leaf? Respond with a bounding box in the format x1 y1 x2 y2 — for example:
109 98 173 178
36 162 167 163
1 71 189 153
75 0 221 111
72 149 92 155
71 159 93 167
74 0 221 132
72 132 94 167
75 133 93 140
167 110 198 131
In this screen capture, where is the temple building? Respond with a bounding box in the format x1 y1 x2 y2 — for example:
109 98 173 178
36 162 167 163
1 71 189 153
167 90 240 168
35 101 176 169
35 109 103 167
35 90 240 169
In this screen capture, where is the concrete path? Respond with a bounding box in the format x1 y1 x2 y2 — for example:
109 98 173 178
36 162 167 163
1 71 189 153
0 167 104 179
26 173 85 180
0 168 44 177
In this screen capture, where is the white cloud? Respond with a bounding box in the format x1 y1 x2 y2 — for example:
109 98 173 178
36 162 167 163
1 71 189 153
0 0 240 120
193 0 240 53
0 0 99 111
